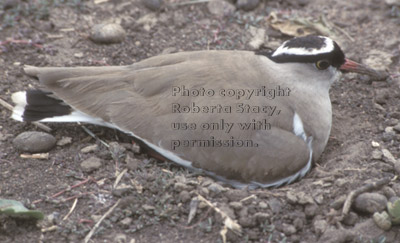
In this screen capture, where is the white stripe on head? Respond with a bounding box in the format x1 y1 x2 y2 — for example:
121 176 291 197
272 36 335 57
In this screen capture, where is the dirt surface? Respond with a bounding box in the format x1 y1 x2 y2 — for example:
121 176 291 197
1 0 400 242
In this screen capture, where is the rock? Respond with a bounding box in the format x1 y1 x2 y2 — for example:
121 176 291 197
119 217 132 226
174 182 189 191
80 156 102 172
254 212 269 223
142 0 163 11
248 26 266 50
207 0 236 17
199 187 209 196
354 218 385 240
57 136 72 146
375 89 389 105
109 142 126 161
229 201 243 210
268 198 282 213
330 195 347 210
208 183 226 194
90 23 126 44
125 154 140 171
313 219 328 235
236 0 259 11
387 118 399 126
178 190 191 203
293 217 304 230
137 13 158 32
393 123 400 133
297 192 315 205
115 233 127 243
80 144 98 153
354 193 387 214
371 150 383 160
258 201 268 209
317 228 356 243
334 178 347 187
382 149 397 164
286 191 298 204
373 211 392 230
13 131 56 153
342 212 358 226
382 186 396 199
142 204 155 211
225 189 248 201
217 204 235 220
305 204 318 218
282 223 296 235
386 0 400 6
371 141 380 148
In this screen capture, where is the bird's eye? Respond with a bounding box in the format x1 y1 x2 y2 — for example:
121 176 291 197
316 60 330 70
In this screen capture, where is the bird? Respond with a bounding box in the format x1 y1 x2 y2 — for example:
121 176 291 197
10 35 370 189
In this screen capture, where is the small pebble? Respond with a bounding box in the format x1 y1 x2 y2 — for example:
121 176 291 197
179 190 191 203
80 156 102 172
142 204 155 211
254 212 269 223
258 201 268 209
115 233 127 243
373 211 391 230
342 212 358 226
371 150 383 160
229 201 243 210
207 0 236 17
305 204 318 218
80 144 98 153
125 154 140 171
90 23 126 44
13 131 56 153
394 123 400 133
174 182 189 191
142 0 163 11
119 217 132 226
313 219 328 235
282 223 297 235
57 136 72 146
354 192 387 214
236 0 259 11
208 183 226 194
382 149 397 163
268 198 282 213
371 141 380 147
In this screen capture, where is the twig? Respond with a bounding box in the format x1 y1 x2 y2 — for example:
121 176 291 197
0 97 13 110
80 124 109 148
0 39 43 49
171 0 210 6
113 168 128 189
62 198 78 221
196 194 242 236
33 177 93 204
0 97 52 132
84 199 121 243
342 177 392 216
20 153 49 159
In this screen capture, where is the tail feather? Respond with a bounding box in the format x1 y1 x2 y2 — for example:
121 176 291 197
11 89 106 126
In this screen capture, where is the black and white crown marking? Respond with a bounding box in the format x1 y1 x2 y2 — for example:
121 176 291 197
257 35 346 68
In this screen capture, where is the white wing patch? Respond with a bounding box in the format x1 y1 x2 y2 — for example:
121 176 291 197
272 36 334 57
11 91 27 121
